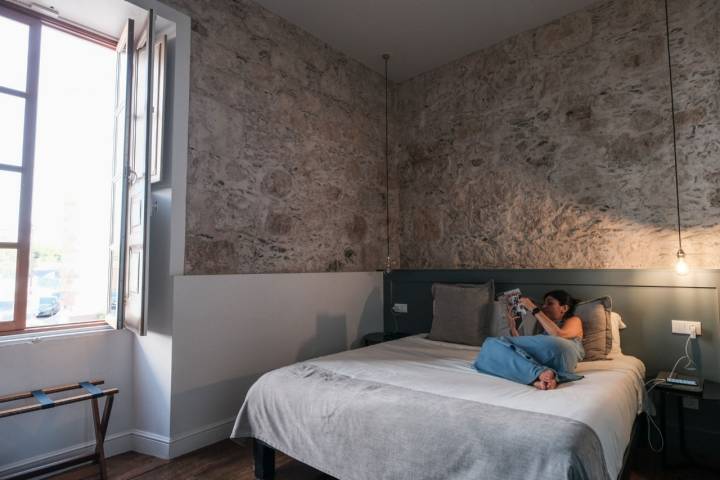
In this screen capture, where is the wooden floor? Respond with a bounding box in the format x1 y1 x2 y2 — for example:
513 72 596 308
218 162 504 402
48 440 718 480
49 440 330 480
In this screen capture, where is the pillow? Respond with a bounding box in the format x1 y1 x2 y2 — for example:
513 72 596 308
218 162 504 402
429 281 495 346
491 301 510 337
609 311 626 355
573 296 612 361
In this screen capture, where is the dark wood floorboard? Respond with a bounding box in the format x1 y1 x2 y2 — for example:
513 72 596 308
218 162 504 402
47 440 718 480
49 440 331 480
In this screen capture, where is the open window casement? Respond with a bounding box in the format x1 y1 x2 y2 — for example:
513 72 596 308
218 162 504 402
108 10 159 336
150 33 166 183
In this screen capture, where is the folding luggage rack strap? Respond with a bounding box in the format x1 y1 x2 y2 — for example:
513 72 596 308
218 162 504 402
0 379 119 480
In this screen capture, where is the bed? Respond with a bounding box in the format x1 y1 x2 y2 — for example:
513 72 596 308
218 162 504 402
231 334 646 480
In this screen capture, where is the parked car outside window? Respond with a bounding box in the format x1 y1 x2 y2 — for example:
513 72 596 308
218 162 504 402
36 296 61 317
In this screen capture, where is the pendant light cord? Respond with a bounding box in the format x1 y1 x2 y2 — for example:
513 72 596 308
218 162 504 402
383 54 391 266
664 0 683 251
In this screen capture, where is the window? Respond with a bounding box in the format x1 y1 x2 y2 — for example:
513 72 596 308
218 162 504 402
0 4 165 335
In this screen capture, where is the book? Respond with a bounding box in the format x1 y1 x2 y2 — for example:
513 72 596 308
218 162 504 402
499 288 527 318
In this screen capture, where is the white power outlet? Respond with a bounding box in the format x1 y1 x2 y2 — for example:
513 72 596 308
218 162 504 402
671 320 702 336
392 303 408 313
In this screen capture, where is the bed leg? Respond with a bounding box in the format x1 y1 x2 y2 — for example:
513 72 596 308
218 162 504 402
253 439 275 480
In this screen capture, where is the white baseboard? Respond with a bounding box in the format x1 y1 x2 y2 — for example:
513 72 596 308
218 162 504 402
168 417 235 458
0 418 235 478
0 430 134 479
132 429 172 460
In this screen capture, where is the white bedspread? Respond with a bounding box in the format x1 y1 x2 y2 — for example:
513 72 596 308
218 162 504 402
299 335 646 479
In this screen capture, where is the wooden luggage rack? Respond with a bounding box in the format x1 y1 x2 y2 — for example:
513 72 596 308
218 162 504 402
0 379 118 480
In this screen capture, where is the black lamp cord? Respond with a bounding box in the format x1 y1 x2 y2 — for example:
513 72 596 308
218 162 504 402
383 54 391 269
664 0 683 252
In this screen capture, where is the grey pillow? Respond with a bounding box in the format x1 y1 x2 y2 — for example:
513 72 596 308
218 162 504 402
491 301 510 337
574 296 613 361
428 281 495 346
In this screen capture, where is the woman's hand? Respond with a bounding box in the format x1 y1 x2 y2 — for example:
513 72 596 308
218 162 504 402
505 304 520 337
519 296 537 311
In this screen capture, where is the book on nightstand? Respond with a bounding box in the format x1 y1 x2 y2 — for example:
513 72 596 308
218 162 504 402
656 371 704 393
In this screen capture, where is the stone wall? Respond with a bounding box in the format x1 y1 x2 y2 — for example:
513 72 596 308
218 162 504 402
395 0 720 269
165 0 395 274
169 0 719 274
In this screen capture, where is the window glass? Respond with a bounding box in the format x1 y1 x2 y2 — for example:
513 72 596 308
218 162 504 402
26 26 114 327
0 93 26 166
0 249 17 323
0 171 21 242
0 15 29 91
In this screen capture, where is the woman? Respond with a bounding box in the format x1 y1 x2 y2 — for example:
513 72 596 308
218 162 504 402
473 290 584 390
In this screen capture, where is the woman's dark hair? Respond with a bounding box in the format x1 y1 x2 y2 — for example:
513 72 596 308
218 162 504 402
543 290 578 320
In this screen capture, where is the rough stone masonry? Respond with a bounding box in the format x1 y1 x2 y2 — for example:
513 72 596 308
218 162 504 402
166 0 397 274
395 0 720 269
170 0 719 273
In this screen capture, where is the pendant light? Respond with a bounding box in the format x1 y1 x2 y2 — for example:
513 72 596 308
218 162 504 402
383 53 392 275
663 0 688 275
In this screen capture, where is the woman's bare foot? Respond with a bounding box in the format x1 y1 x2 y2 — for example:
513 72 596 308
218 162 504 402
533 370 558 390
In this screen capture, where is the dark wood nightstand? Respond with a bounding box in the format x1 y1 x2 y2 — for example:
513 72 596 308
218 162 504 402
363 332 411 346
653 377 720 472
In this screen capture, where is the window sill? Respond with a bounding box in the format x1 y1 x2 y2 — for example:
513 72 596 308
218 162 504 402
0 322 116 347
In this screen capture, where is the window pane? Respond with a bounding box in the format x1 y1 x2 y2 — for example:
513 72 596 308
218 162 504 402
0 93 26 167
115 43 127 111
0 15 29 91
0 171 21 242
26 27 115 327
0 249 17 323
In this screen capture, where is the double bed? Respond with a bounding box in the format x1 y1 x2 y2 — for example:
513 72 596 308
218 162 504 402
232 334 646 480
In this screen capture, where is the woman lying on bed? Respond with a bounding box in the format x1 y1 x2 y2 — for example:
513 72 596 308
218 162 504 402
473 290 584 391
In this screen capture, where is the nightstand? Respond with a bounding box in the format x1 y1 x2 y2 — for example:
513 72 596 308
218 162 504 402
653 377 720 472
363 332 411 346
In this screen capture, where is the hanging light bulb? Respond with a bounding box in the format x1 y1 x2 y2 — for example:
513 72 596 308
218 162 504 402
663 0 688 276
675 249 689 275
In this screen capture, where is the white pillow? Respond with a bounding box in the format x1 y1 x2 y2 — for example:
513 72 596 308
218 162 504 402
609 311 627 355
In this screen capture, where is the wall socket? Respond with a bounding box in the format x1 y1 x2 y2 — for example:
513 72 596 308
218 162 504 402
671 320 702 336
392 303 408 313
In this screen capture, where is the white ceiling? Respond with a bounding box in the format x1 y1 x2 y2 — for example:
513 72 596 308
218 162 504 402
255 0 600 82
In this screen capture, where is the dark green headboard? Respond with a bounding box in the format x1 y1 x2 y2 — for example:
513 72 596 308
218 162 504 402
383 269 720 382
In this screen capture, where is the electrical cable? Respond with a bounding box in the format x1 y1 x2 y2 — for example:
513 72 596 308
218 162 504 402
667 331 696 380
646 409 665 453
643 327 698 453
382 53 391 274
644 377 666 452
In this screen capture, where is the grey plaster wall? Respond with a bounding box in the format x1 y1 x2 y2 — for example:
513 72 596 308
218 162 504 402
164 0 395 274
395 0 720 269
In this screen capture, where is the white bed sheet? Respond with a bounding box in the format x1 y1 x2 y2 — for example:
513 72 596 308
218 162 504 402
305 335 646 479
